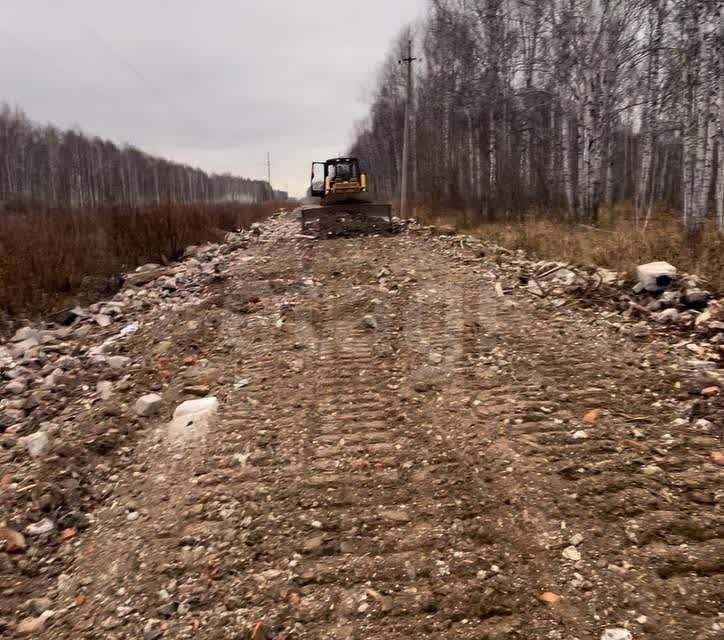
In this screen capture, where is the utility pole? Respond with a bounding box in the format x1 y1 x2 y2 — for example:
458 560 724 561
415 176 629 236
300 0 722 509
266 152 272 187
399 38 417 220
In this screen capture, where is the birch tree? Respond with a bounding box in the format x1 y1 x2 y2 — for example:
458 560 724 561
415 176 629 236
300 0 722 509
0 105 275 209
350 0 723 236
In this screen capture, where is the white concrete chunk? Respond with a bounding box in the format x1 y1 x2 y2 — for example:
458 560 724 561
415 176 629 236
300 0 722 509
135 394 163 417
636 261 677 292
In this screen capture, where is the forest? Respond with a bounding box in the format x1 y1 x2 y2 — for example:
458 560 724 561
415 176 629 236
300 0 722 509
351 0 723 237
0 104 273 209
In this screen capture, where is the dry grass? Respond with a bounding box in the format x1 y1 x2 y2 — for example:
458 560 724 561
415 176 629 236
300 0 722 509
0 202 283 319
418 206 724 292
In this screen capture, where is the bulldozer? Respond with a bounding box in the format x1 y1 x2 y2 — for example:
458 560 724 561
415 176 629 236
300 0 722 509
300 157 392 235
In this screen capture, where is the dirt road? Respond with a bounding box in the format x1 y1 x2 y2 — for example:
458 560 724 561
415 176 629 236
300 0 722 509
1 213 722 639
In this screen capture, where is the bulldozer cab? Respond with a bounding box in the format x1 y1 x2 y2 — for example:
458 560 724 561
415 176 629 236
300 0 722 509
302 156 391 235
309 158 364 197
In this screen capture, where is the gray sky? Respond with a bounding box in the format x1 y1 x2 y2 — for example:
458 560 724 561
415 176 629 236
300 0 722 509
1 0 425 197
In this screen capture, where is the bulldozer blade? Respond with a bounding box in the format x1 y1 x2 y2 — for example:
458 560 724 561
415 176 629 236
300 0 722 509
301 203 392 236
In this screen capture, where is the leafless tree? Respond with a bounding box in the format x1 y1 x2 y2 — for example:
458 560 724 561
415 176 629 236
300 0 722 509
0 105 274 209
350 0 724 236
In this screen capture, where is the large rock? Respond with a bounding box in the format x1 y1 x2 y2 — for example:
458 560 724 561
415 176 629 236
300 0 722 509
21 432 51 459
9 337 40 359
135 394 163 417
107 356 131 369
167 397 219 445
636 261 677 292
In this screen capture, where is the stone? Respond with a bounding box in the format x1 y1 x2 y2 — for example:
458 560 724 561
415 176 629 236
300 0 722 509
6 379 27 395
682 289 709 307
636 261 677 292
562 546 581 561
11 327 39 343
428 352 443 365
135 394 163 417
142 618 163 638
539 592 561 604
183 385 210 397
26 598 52 615
0 527 27 552
94 314 112 328
380 510 411 523
600 629 632 640
25 518 55 536
569 533 584 546
642 464 663 476
107 356 131 369
96 380 114 400
15 612 53 636
10 337 40 357
167 397 219 444
652 308 679 324
159 276 178 291
22 432 51 459
362 315 378 330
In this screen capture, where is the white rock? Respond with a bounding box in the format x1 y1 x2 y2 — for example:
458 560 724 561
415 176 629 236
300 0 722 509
94 314 112 328
569 533 584 546
135 394 163 417
571 430 588 440
96 381 114 400
25 518 55 536
652 308 679 324
562 546 581 561
167 397 219 445
10 337 40 358
159 276 178 291
107 356 131 369
636 261 677 292
22 432 51 459
119 323 139 337
601 629 632 640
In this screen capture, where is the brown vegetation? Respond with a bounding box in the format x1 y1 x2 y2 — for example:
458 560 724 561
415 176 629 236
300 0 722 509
419 206 724 291
0 202 282 318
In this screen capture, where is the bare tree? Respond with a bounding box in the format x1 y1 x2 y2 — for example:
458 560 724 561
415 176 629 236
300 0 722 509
0 105 274 209
350 0 724 236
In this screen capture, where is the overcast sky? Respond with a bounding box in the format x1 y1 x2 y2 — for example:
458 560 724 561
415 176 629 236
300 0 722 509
1 0 425 197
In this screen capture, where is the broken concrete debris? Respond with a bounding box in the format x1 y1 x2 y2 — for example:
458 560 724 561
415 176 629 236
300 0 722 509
636 261 677 292
0 210 720 639
134 394 163 417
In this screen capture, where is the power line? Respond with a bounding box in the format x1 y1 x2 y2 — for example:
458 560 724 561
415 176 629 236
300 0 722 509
47 1 204 133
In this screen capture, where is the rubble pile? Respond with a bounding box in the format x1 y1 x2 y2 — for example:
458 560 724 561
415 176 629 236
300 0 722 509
415 224 723 367
0 209 721 638
0 212 311 634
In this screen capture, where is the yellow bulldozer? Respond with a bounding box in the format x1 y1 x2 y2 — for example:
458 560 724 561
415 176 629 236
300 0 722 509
300 157 392 235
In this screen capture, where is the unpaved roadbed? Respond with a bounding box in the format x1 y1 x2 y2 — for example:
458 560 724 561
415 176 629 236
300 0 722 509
1 212 722 639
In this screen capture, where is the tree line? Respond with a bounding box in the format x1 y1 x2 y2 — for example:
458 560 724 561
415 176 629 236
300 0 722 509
350 0 723 236
0 104 273 209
